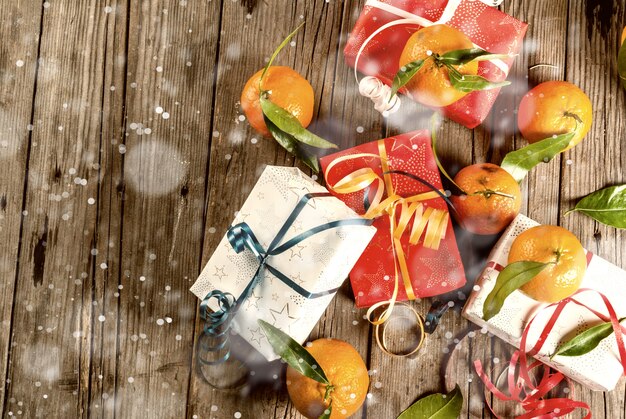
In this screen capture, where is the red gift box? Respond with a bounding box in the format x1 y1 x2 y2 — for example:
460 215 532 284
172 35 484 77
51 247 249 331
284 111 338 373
320 130 466 308
344 0 527 128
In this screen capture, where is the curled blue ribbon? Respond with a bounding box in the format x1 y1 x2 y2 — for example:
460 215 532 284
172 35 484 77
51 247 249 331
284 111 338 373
197 192 373 367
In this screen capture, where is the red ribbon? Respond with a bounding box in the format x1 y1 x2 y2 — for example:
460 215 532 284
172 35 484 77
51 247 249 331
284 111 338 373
474 288 626 418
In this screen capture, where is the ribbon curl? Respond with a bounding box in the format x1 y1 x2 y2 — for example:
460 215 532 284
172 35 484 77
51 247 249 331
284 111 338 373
325 140 451 326
197 192 373 367
475 288 626 418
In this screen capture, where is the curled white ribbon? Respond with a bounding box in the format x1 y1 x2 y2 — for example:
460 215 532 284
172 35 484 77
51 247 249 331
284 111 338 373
359 76 401 115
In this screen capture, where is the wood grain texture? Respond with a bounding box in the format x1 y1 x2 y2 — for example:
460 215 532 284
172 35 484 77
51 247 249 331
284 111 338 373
0 0 625 417
2 1 111 416
0 0 43 416
109 0 222 418
87 1 129 418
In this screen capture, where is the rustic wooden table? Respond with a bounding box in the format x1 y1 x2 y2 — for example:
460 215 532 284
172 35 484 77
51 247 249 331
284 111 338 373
1 0 625 417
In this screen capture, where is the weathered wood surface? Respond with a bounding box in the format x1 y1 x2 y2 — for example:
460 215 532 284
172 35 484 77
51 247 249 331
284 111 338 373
0 0 624 418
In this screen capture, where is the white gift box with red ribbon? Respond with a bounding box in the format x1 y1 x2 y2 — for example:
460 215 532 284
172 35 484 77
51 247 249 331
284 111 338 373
463 214 626 391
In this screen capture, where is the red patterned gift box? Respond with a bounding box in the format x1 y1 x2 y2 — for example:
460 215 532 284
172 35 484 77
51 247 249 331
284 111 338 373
320 130 466 308
344 0 527 128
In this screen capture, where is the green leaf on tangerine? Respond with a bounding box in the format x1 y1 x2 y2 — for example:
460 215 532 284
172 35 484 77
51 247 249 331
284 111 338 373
554 317 626 357
500 131 575 183
258 319 330 385
390 58 427 101
445 63 510 93
482 261 550 321
260 96 337 150
264 114 320 172
566 184 626 229
260 22 304 88
439 48 512 65
397 384 463 419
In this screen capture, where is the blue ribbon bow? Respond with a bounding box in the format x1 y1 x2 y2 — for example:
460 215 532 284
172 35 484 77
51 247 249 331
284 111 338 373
198 192 373 367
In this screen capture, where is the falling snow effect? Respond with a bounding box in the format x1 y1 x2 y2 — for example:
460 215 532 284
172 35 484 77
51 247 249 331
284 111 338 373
0 0 621 417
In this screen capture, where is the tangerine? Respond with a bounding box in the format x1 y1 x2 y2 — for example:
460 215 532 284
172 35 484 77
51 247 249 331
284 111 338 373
398 24 479 107
240 66 314 137
517 81 592 151
508 225 586 303
286 338 369 419
450 163 522 235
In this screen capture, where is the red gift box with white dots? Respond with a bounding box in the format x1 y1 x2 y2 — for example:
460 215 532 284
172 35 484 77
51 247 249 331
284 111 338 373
320 130 466 307
344 0 527 128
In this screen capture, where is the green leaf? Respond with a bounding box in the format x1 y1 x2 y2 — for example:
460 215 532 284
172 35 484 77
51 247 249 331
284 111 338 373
397 384 463 419
318 400 332 419
482 261 550 321
554 318 626 357
390 58 427 101
618 31 626 90
264 114 320 172
258 320 330 385
260 22 304 88
439 48 512 65
566 185 626 229
445 64 511 93
500 131 575 183
260 97 337 150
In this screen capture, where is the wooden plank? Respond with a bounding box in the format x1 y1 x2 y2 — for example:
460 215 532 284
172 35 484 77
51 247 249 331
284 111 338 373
2 1 112 417
0 1 43 415
86 1 129 418
560 0 626 417
108 0 222 418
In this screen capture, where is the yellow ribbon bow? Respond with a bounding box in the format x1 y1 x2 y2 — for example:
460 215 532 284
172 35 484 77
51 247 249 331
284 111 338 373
324 140 450 324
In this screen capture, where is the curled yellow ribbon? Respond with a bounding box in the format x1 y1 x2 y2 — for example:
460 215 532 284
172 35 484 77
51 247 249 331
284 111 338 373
324 140 449 326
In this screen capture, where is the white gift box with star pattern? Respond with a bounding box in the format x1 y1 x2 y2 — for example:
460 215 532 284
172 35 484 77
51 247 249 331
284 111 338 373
463 214 626 391
191 166 377 361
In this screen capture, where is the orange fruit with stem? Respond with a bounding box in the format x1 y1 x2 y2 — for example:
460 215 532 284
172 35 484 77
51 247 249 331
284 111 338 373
508 225 586 303
398 24 479 107
449 163 522 235
286 338 369 419
517 81 592 151
240 66 314 137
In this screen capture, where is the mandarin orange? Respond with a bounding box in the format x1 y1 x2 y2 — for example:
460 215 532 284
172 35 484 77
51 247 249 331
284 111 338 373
517 81 592 151
398 24 479 107
450 163 522 235
508 225 586 303
240 66 314 137
286 338 369 419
